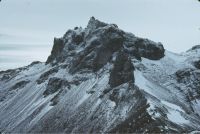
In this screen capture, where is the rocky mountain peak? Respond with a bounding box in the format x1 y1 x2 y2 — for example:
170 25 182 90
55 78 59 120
86 16 108 30
46 17 165 74
2 17 200 133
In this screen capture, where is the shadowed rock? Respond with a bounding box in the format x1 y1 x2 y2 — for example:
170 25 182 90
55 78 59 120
45 17 164 74
69 24 124 73
188 45 200 51
37 67 59 84
43 77 70 97
194 60 200 69
10 80 30 91
134 38 165 60
109 51 135 88
175 68 193 83
46 38 65 64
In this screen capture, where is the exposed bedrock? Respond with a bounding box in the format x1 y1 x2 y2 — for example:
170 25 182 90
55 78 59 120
45 17 165 74
109 51 135 88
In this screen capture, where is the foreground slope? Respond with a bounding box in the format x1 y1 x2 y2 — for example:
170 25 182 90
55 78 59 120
0 17 200 133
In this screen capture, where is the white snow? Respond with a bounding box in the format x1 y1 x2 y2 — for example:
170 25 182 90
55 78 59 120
161 100 184 112
134 70 154 96
121 105 129 117
167 110 189 124
109 101 116 108
134 69 189 125
76 93 91 107
165 51 186 63
161 100 189 124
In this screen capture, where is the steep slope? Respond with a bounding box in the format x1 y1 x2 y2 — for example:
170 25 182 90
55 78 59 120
0 17 199 133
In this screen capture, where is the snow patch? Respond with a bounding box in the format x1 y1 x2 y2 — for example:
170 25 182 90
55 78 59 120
167 110 189 124
161 100 184 112
134 70 154 96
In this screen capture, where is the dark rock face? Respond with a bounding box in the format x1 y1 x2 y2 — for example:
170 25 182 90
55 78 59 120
72 33 84 45
46 38 65 64
175 68 194 83
134 38 165 60
29 61 41 66
107 84 163 133
175 68 200 101
189 45 200 51
109 51 135 88
37 67 59 84
43 77 69 97
194 60 200 69
0 69 18 81
10 80 30 91
0 67 28 82
69 25 124 73
45 17 164 74
86 16 108 30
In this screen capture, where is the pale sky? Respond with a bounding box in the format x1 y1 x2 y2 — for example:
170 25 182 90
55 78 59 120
0 0 200 52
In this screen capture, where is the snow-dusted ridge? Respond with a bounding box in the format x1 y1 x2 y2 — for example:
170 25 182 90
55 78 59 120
0 17 200 133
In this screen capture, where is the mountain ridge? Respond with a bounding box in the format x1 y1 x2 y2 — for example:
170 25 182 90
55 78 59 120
0 17 200 133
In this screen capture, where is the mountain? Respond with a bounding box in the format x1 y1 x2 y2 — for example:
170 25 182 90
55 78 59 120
0 17 200 133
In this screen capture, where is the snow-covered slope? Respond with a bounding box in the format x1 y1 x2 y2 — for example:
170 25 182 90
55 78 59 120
0 17 200 133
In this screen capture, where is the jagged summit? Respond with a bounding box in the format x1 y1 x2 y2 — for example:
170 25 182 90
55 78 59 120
86 16 108 30
0 17 200 133
46 17 165 74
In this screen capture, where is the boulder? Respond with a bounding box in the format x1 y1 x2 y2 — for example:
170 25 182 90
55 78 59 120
134 38 165 60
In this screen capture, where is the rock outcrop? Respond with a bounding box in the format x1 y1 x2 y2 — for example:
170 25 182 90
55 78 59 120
45 17 164 74
109 51 135 88
194 60 200 69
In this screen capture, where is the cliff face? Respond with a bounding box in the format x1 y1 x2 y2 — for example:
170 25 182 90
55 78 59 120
0 17 200 133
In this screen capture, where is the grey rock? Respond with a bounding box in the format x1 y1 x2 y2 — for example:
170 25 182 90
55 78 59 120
175 68 194 83
10 80 30 91
109 51 135 88
194 60 200 69
187 45 200 51
134 38 165 60
43 77 69 97
37 67 59 84
46 38 65 64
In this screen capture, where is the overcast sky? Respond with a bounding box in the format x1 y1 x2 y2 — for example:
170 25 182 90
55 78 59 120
0 0 200 52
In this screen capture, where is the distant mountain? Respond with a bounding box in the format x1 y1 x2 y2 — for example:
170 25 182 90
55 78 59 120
0 17 200 133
